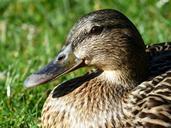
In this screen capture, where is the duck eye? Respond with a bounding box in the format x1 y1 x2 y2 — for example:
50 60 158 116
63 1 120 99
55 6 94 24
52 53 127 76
90 26 103 35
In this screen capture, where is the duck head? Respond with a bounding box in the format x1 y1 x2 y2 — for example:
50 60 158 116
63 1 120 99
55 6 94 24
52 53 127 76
24 9 148 88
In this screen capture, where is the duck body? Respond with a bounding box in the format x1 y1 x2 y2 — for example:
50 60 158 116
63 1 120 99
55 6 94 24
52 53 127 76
42 61 171 128
24 9 171 128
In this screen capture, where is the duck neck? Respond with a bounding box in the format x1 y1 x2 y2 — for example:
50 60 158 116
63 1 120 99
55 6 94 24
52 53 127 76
100 69 139 91
82 70 133 126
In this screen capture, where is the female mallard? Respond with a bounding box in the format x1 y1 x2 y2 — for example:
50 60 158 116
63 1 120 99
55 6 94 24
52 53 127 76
24 9 171 128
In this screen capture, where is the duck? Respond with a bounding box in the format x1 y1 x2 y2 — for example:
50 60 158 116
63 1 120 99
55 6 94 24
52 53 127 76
24 9 171 128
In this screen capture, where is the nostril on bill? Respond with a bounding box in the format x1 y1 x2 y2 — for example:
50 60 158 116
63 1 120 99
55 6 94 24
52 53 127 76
57 54 66 61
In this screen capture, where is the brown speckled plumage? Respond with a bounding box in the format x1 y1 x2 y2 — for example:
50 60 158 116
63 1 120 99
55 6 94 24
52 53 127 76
25 9 171 128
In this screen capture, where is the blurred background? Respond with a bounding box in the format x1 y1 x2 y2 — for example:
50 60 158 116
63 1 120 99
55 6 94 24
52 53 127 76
0 0 171 127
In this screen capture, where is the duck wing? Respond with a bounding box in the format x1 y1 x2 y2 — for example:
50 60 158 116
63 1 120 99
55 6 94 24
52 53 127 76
129 42 171 127
146 42 171 77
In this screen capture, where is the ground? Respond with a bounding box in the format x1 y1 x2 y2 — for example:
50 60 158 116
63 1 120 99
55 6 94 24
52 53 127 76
0 0 171 127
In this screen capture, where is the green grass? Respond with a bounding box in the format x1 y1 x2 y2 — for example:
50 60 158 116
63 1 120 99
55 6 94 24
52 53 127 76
0 0 171 127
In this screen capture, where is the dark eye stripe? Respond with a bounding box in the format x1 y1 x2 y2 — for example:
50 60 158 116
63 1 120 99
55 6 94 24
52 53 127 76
72 31 88 48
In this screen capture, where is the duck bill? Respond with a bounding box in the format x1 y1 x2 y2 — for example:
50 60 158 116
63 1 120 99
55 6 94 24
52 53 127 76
24 45 84 88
